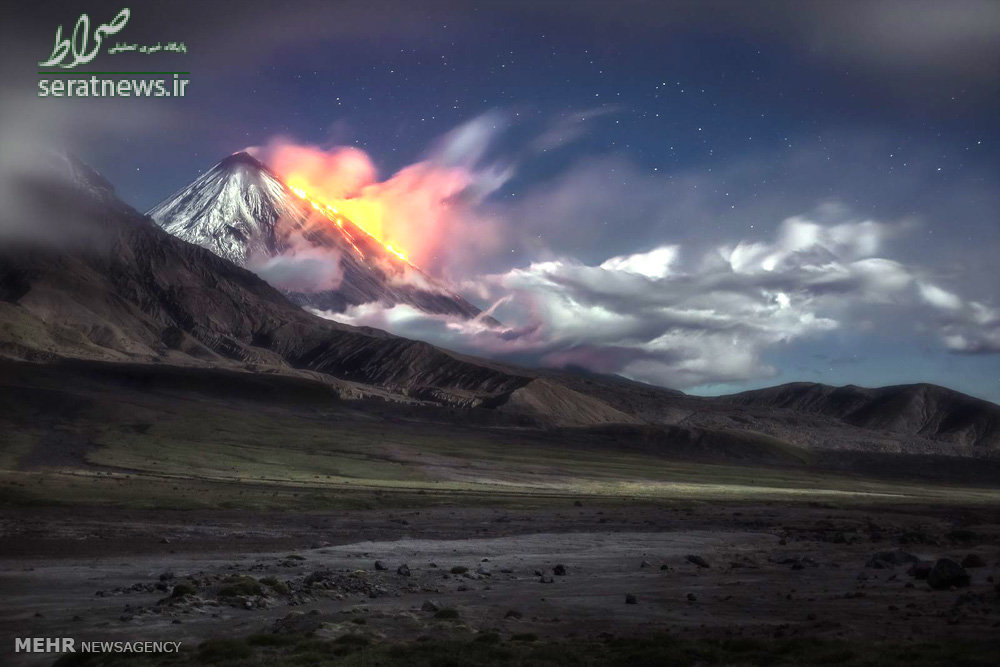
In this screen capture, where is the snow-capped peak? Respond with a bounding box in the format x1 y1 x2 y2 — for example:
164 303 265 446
148 152 308 265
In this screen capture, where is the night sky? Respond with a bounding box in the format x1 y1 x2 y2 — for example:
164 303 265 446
3 0 999 400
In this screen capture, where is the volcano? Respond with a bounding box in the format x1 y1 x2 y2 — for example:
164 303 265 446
147 152 485 318
2 154 999 451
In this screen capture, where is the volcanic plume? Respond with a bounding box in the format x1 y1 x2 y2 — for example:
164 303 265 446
148 152 485 319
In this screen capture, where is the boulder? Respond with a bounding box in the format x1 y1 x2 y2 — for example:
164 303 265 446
908 561 933 580
928 558 970 590
961 554 986 569
685 555 710 568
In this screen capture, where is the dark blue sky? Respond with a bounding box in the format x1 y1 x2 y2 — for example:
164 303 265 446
6 0 1000 400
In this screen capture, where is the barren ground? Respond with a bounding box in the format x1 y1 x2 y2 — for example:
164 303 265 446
2 501 998 666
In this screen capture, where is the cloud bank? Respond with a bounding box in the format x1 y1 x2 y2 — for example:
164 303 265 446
319 214 999 389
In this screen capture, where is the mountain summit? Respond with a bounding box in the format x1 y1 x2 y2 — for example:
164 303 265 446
148 152 292 265
148 152 484 318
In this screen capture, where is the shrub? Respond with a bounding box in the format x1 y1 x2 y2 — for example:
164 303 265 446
259 576 289 595
170 581 197 598
218 575 263 598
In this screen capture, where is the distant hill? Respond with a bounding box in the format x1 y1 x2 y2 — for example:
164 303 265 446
723 382 1000 452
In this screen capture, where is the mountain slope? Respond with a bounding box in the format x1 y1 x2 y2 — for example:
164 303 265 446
0 157 534 407
2 157 999 455
148 152 484 319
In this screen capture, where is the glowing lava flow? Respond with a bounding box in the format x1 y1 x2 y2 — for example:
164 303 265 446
288 185 408 263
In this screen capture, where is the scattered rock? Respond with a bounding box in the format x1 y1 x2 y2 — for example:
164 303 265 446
908 561 933 580
928 559 970 590
397 564 411 577
420 600 440 612
899 529 936 545
866 550 918 569
640 560 651 569
273 611 323 635
504 609 523 619
539 575 554 584
687 593 697 602
553 564 567 576
625 593 637 604
374 561 388 571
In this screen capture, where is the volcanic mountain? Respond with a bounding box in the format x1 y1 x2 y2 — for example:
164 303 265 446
2 155 999 461
147 152 484 318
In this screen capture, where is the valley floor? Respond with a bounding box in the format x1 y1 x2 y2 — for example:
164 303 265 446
1 361 999 664
1 500 999 666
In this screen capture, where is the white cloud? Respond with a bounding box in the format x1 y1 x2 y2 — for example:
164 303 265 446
600 245 679 279
315 211 999 389
918 282 963 310
247 233 343 293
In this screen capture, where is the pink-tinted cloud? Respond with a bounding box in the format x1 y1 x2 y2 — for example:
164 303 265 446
248 115 510 277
